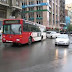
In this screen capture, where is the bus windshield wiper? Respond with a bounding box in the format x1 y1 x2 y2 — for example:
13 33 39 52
11 28 15 34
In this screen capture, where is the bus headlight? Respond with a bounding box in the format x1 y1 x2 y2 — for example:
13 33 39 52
3 38 5 40
16 39 20 41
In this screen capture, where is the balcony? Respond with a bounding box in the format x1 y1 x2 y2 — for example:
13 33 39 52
36 17 43 20
49 10 51 13
52 0 54 3
23 9 49 13
49 4 52 8
28 17 34 20
0 0 9 6
11 0 22 10
22 3 49 8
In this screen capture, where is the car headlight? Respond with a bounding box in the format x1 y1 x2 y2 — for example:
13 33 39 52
55 40 58 42
65 41 69 43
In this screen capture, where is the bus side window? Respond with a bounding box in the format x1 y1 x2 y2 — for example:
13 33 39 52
36 26 41 32
28 24 31 32
43 29 46 32
31 25 36 32
23 24 28 32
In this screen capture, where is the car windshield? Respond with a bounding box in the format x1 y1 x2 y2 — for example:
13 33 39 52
51 32 56 34
57 35 68 38
3 24 21 34
47 32 51 34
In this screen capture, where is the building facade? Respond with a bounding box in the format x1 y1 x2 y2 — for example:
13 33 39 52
60 0 65 23
65 3 72 11
65 3 72 24
22 0 60 29
49 0 60 29
0 0 22 27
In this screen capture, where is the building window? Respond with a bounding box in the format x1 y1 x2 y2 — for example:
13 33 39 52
16 0 20 6
49 13 51 25
29 7 34 11
36 6 43 10
0 0 7 3
36 12 43 18
36 0 43 4
28 12 34 18
30 19 34 22
36 19 43 24
53 15 55 25
56 15 57 21
23 8 27 11
56 5 57 14
49 0 51 5
22 13 27 20
29 0 34 5
56 0 57 3
23 0 27 5
0 10 6 18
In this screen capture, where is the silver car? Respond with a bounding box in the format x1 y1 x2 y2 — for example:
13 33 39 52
55 34 70 46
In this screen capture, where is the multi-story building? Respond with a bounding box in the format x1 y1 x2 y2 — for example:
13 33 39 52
65 3 72 10
22 0 60 29
65 3 72 24
0 0 22 26
49 0 60 29
60 0 65 23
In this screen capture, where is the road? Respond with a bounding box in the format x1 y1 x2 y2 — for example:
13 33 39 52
0 37 72 72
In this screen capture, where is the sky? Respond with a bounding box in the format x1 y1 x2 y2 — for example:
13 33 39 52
65 0 72 4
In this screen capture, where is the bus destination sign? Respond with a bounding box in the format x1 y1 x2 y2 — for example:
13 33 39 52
4 20 20 24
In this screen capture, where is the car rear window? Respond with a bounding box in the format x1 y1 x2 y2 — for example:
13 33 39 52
47 32 51 34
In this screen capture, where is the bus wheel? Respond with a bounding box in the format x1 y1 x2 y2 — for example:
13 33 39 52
41 36 43 41
28 37 32 45
13 43 17 46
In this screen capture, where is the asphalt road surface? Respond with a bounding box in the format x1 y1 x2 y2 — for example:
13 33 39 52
0 36 72 72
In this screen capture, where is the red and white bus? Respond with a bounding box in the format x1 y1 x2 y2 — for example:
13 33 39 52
2 19 46 45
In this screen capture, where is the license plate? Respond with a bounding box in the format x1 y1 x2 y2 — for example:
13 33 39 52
6 40 13 42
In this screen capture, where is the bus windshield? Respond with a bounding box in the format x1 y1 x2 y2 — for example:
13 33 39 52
3 24 21 34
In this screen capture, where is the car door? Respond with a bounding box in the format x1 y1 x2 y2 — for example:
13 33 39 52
46 32 51 38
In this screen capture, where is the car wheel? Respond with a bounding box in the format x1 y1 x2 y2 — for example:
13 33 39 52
56 37 57 38
51 36 52 39
28 37 32 45
13 43 17 46
55 44 57 46
46 36 48 38
66 45 69 46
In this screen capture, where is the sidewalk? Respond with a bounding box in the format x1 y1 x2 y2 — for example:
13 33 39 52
0 37 2 42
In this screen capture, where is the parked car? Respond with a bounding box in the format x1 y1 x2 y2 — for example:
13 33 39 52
60 32 68 34
55 34 70 46
70 32 72 36
46 31 60 38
